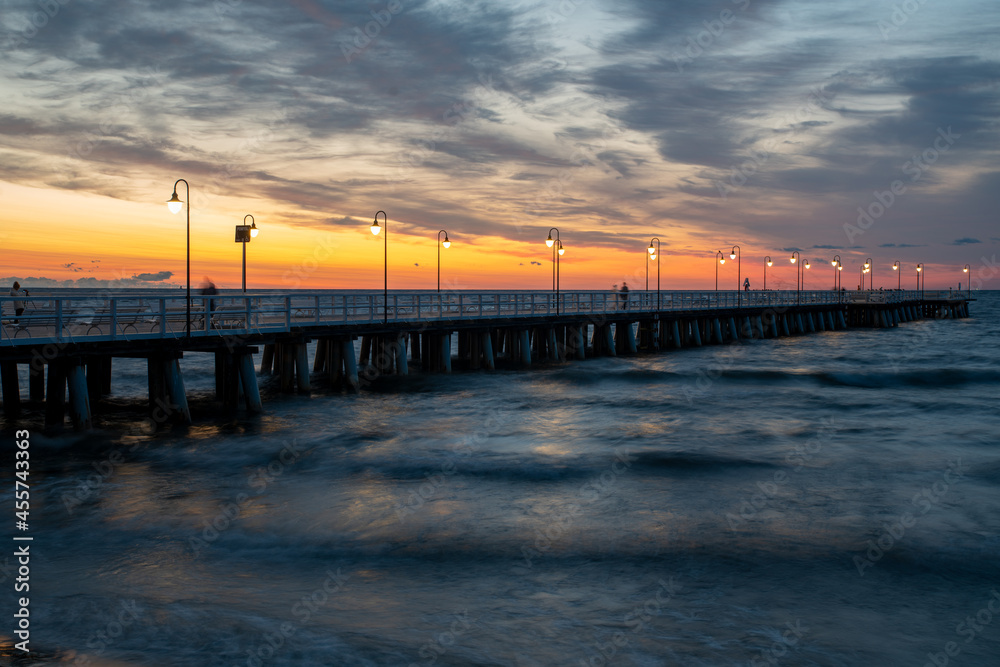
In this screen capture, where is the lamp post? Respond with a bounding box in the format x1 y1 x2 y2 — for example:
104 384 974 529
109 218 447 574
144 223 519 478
716 250 725 291
892 261 901 291
730 245 741 306
545 228 562 315
790 251 800 302
963 264 970 297
803 259 811 290
166 179 191 337
235 215 259 293
437 229 451 292
865 258 873 290
831 255 842 291
648 238 661 311
370 211 388 323
916 263 924 298
763 256 772 291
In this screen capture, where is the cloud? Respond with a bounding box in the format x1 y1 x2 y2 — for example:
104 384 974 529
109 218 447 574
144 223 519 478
879 243 924 248
952 238 982 245
132 271 174 282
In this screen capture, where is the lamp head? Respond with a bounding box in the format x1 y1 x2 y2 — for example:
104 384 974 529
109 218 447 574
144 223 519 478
370 219 381 236
545 234 554 248
442 236 451 249
790 256 796 264
917 264 922 272
963 266 969 272
647 244 655 255
804 260 811 269
250 221 259 238
166 191 183 214
719 257 725 264
650 254 656 261
767 260 772 267
557 242 565 256
838 264 843 271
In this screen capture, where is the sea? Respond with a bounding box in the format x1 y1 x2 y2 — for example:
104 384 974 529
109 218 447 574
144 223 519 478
1 291 998 666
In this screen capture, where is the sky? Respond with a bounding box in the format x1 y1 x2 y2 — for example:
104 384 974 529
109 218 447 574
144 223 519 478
1 0 998 291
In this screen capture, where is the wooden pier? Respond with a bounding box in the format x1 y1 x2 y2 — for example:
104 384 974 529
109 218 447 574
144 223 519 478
0 289 973 431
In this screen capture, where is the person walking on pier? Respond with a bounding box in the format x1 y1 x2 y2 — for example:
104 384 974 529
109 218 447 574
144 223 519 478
744 277 750 291
201 278 218 322
620 281 629 310
9 281 26 324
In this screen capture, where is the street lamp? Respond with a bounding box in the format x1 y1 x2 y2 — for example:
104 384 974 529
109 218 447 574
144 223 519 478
648 238 661 311
916 263 923 297
865 258 873 290
437 230 450 292
763 256 772 291
730 245 741 305
963 264 970 297
803 259 811 290
235 214 259 293
166 178 191 337
545 228 562 314
790 251 800 302
370 210 388 323
831 255 843 291
716 250 725 290
892 261 901 291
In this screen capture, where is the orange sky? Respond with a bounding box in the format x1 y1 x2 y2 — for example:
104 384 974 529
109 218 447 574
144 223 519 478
1 183 968 291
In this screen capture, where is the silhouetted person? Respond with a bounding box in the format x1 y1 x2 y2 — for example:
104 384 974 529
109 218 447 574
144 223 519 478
9 281 26 324
744 277 750 291
201 278 218 320
620 282 629 310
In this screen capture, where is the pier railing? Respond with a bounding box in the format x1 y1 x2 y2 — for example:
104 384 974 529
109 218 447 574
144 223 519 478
0 289 933 345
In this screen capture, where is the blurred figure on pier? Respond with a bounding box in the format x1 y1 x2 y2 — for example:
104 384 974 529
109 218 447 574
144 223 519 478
9 281 26 323
201 277 218 319
620 281 629 310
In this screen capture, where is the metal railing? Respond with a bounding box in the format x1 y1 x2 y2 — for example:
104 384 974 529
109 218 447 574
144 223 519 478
0 289 930 346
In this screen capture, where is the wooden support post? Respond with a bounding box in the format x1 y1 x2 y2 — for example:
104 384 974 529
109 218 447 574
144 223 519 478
687 319 700 346
837 311 847 329
481 330 496 370
29 361 44 402
712 318 724 344
328 340 343 387
148 356 168 414
603 324 616 356
573 325 586 360
815 312 826 332
442 333 453 373
396 333 409 375
1 362 21 419
260 344 275 375
313 338 327 372
279 344 295 393
295 342 311 393
45 361 67 428
66 362 92 431
238 352 263 414
671 320 682 349
359 336 372 367
625 322 637 353
519 329 532 366
166 358 192 423
342 339 360 392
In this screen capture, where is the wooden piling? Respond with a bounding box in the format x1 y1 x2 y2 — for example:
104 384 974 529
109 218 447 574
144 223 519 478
66 362 92 431
1 361 20 419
